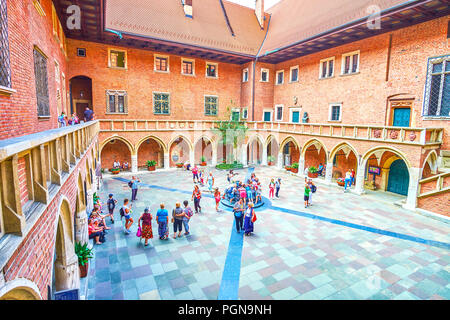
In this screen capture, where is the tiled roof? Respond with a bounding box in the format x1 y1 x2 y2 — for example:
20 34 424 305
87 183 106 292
260 0 411 55
105 0 268 56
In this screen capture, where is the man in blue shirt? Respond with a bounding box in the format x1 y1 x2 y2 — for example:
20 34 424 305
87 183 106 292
156 203 169 240
130 176 141 201
84 107 94 122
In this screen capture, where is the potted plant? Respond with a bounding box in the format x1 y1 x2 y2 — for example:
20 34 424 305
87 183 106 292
285 165 291 171
75 242 93 278
291 162 299 173
200 156 207 166
337 177 345 187
110 167 120 175
146 160 157 171
308 166 319 178
176 162 184 168
267 155 275 166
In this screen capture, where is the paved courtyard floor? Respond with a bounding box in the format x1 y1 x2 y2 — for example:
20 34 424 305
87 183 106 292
86 166 450 300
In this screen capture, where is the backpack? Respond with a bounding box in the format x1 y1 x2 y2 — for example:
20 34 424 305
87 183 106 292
107 199 115 210
119 207 125 219
185 207 194 218
128 181 133 188
311 184 317 193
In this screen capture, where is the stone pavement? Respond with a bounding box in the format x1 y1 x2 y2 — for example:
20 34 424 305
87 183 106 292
86 166 450 300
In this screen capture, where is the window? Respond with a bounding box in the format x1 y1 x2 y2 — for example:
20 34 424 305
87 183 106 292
242 68 249 82
290 66 299 82
153 92 170 115
0 0 11 90
276 70 284 85
206 62 218 78
231 109 240 121
108 49 127 68
275 105 283 121
341 51 359 75
204 95 218 116
423 55 450 118
242 107 248 119
261 68 269 82
181 59 194 75
290 108 302 123
263 110 272 122
77 48 86 57
155 55 169 72
33 47 50 117
329 104 342 121
106 90 127 113
319 57 335 79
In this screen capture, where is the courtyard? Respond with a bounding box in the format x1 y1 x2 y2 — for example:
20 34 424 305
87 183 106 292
85 166 450 300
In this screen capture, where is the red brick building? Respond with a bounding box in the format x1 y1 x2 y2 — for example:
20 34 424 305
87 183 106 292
0 0 448 300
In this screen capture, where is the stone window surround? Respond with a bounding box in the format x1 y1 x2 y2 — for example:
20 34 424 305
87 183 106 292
319 56 335 79
328 102 343 122
108 48 127 69
341 50 360 75
154 54 170 73
276 70 284 85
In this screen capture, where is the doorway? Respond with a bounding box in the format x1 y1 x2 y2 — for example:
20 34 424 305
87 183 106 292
387 159 409 195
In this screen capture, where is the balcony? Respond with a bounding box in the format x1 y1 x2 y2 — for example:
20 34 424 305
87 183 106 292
0 121 99 269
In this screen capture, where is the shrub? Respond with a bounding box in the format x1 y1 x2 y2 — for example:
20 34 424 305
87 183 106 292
146 160 157 167
75 242 93 266
291 162 299 169
309 166 318 173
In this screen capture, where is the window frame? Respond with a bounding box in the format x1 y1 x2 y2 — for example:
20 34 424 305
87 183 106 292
422 54 450 119
242 68 249 82
153 91 171 115
154 54 170 73
205 62 218 79
289 65 299 83
181 58 195 76
263 109 273 122
275 104 283 122
341 50 360 75
276 70 284 85
260 68 269 82
328 103 342 122
242 107 248 119
319 57 335 79
108 48 127 69
33 46 50 118
204 95 219 116
289 107 302 123
105 90 128 114
0 0 13 94
231 108 240 121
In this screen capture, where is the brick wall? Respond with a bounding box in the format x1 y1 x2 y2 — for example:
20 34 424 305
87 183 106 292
101 139 131 170
0 0 68 140
417 193 450 217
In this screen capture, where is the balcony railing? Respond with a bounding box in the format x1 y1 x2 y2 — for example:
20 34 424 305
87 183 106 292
418 172 450 198
0 121 99 269
98 119 443 146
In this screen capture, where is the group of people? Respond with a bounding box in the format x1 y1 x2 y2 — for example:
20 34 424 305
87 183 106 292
113 159 130 171
303 177 317 208
191 165 216 192
223 172 266 205
58 107 95 128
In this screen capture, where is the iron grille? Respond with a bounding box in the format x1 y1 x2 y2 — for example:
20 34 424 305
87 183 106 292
0 0 11 88
424 56 450 117
33 48 49 116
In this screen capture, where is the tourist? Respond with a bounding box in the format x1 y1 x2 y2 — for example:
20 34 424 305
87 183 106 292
245 182 254 203
123 161 129 170
199 170 205 185
351 168 356 185
84 107 94 122
233 198 245 233
344 169 352 192
275 178 281 198
304 183 311 208
156 203 169 240
69 113 79 125
106 193 117 223
88 219 104 245
90 208 110 230
130 176 141 201
182 200 193 235
113 159 121 169
307 178 316 205
192 165 199 183
227 170 235 183
318 163 324 176
238 183 247 205
138 207 153 246
214 188 221 212
207 172 214 192
122 198 133 234
269 178 275 200
255 182 262 204
192 185 202 213
58 112 67 127
172 202 185 239
304 165 309 176
244 202 256 236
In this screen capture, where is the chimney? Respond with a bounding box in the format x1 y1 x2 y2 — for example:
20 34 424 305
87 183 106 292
255 0 264 28
183 0 193 18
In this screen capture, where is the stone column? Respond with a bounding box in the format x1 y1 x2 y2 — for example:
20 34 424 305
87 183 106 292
262 145 268 166
354 163 366 194
241 145 247 167
164 152 170 169
404 167 421 210
189 148 195 166
325 162 333 183
86 190 94 213
211 146 218 166
54 253 80 292
75 209 89 245
277 152 283 169
299 156 305 175
131 154 138 173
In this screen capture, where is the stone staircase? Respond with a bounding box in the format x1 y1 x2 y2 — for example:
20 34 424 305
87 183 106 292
437 150 450 173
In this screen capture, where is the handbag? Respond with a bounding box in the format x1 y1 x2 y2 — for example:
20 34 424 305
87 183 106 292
136 227 142 237
251 209 257 223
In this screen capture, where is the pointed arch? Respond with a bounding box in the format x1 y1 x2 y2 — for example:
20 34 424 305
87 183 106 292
423 150 438 174
246 134 265 148
0 279 42 300
193 135 216 149
168 134 194 151
265 134 279 148
329 142 359 163
279 135 300 151
99 135 135 155
362 146 411 169
301 138 328 158
136 135 168 153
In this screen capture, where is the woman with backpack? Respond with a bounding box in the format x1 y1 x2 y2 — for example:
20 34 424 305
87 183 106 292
243 202 256 236
138 207 153 246
182 200 193 235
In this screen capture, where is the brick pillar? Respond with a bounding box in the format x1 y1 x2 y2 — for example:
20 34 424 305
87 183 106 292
404 167 420 210
325 162 333 183
131 154 138 173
